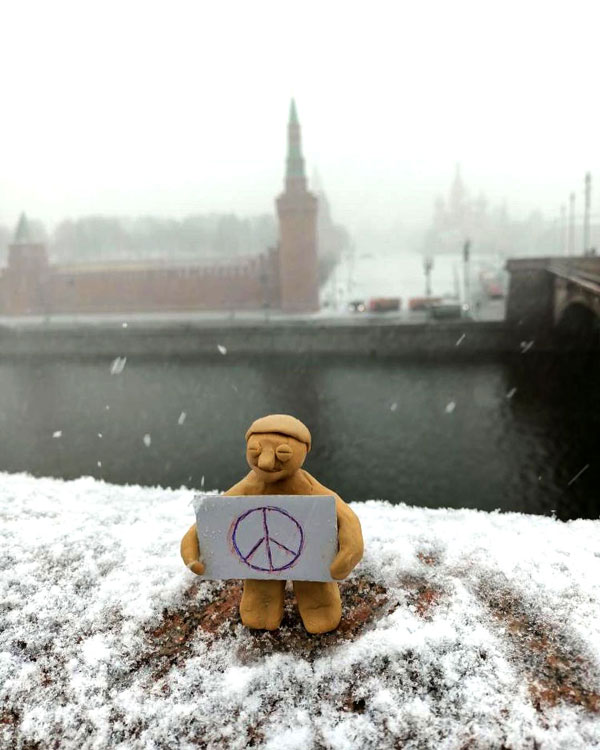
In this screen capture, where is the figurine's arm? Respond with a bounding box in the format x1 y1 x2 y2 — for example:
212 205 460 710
302 471 364 580
180 475 250 575
181 524 204 574
330 495 364 580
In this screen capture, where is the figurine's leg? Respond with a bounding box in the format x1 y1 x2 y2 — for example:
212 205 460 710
240 579 285 630
293 581 342 634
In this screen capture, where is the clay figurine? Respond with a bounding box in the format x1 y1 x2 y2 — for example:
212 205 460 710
181 414 364 633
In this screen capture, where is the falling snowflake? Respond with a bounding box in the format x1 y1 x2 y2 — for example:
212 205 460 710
143 434 151 447
110 357 127 375
97 461 102 468
217 344 227 355
568 464 589 486
200 475 205 489
52 430 62 439
390 402 398 412
519 341 534 354
122 323 128 328
506 387 517 399
455 333 466 347
178 412 187 425
98 433 103 438
445 401 456 414
105 405 110 411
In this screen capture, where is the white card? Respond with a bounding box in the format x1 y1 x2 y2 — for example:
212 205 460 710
192 494 338 581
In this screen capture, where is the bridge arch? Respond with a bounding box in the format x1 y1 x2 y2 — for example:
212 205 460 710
554 301 600 352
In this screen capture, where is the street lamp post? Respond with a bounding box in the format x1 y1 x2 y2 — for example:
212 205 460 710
583 173 591 255
463 239 471 308
568 192 576 256
423 256 434 298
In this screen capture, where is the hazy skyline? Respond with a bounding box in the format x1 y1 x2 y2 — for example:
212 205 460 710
1 0 598 238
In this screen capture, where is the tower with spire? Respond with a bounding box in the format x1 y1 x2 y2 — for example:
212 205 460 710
276 99 319 312
4 213 48 314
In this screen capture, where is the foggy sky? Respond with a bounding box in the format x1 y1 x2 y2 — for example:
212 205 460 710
1 0 597 235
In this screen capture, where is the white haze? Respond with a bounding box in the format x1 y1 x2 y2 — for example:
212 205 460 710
0 0 597 236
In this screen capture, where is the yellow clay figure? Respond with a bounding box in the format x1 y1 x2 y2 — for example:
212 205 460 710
180 414 364 634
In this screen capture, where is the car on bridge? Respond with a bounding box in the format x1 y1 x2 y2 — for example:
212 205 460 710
429 298 471 320
368 297 402 312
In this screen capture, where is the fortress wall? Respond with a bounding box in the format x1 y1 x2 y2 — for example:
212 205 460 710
0 257 276 315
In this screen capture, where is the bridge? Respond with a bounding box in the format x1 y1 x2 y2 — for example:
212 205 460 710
506 256 600 350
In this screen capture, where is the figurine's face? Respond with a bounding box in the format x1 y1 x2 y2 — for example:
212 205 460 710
246 432 307 483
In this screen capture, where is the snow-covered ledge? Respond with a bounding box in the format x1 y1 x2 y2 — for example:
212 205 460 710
1 474 599 749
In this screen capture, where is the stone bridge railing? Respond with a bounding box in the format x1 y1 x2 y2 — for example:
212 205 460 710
506 256 600 347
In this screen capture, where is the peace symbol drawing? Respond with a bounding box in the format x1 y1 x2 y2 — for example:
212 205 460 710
230 506 305 573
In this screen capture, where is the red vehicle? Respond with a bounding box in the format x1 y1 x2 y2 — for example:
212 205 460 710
408 296 442 311
479 271 505 299
368 297 402 312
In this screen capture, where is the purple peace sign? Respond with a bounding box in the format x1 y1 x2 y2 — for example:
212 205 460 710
230 506 304 573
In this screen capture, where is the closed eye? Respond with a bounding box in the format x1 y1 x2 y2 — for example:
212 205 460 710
248 443 261 455
275 446 293 462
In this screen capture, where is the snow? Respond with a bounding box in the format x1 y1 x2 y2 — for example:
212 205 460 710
1 473 599 749
109 356 127 375
568 465 590 486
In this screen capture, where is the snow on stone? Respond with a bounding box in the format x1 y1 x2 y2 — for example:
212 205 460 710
1 473 599 749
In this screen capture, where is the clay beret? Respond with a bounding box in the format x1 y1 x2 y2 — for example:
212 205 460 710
245 414 311 452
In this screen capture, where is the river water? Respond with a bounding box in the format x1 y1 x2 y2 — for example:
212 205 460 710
0 354 597 520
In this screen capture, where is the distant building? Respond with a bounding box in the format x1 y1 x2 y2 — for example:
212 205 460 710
276 99 319 312
426 165 510 257
0 101 320 315
425 166 598 259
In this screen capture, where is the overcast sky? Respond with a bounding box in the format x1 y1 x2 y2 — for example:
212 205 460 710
0 0 597 234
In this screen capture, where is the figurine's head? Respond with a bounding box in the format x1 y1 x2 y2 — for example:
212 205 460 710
245 414 311 484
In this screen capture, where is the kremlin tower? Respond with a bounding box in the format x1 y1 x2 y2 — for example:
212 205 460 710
276 99 319 312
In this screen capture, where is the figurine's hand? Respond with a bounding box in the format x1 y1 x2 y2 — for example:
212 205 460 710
330 548 361 580
329 499 364 580
186 560 205 576
181 523 205 575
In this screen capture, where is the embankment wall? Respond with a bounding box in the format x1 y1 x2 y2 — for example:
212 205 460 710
0 319 550 360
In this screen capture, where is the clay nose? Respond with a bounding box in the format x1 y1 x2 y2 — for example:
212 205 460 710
257 448 276 470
